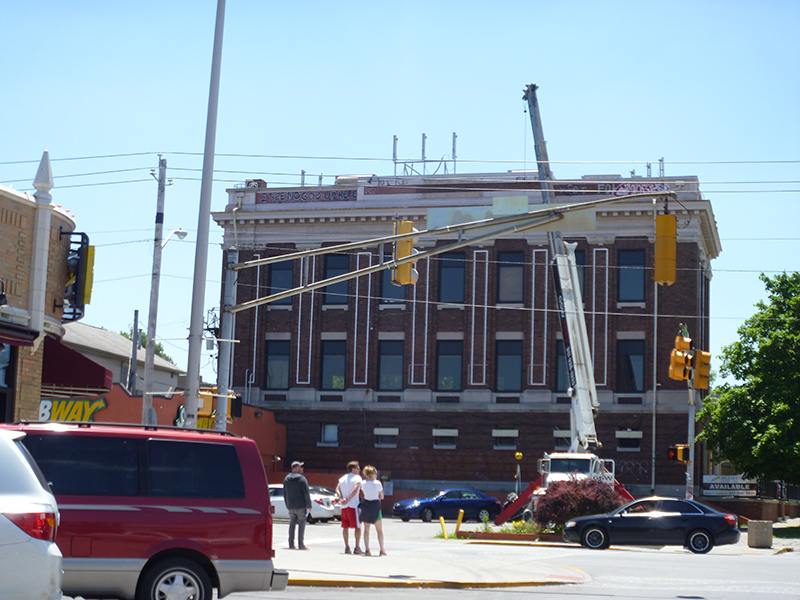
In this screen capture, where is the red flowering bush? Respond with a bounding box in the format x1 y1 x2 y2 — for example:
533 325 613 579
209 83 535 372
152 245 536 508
533 478 625 526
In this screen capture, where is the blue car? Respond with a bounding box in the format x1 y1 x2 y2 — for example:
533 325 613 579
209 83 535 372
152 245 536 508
392 488 502 522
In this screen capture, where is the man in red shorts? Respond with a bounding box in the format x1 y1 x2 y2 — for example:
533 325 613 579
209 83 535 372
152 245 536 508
336 461 363 554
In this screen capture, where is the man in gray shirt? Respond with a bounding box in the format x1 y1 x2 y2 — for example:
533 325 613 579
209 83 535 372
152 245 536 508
283 461 312 549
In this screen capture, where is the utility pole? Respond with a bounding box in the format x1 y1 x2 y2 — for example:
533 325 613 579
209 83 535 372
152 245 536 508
215 248 237 431
143 156 167 425
128 310 139 394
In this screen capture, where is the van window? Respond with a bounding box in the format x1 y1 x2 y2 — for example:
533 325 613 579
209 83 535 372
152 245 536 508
24 435 139 496
147 440 245 499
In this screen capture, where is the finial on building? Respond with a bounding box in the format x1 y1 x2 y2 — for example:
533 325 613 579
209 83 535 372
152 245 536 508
33 150 54 203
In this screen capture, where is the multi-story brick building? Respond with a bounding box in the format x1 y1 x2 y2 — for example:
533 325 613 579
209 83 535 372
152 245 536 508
213 171 720 495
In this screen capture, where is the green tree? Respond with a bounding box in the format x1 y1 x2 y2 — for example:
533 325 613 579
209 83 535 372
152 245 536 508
697 272 800 485
120 329 175 365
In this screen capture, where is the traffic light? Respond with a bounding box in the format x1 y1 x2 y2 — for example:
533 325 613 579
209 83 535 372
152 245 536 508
654 213 677 286
668 335 693 381
392 220 419 285
693 350 711 390
668 444 691 464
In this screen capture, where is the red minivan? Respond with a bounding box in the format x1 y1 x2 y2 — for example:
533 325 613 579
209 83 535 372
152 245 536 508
0 422 288 600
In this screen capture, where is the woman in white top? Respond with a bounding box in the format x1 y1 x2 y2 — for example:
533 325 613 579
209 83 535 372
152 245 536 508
359 465 386 556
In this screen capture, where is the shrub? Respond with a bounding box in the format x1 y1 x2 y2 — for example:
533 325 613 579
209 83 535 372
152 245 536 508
533 478 625 526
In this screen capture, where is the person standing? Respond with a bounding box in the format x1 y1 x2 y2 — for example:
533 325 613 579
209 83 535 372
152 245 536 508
359 465 386 556
336 460 363 554
283 461 312 550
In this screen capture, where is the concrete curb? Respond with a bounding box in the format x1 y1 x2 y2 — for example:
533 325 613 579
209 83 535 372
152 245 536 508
288 578 574 589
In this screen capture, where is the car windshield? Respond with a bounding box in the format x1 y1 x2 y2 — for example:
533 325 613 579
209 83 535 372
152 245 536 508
549 458 592 474
419 490 444 500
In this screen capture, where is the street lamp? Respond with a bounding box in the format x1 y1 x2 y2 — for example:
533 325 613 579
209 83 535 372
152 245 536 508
142 155 187 425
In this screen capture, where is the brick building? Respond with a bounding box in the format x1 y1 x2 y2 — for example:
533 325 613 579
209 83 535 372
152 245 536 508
213 171 720 495
1 153 109 422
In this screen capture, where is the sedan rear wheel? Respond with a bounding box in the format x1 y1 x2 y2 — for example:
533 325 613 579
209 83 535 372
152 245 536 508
687 529 714 554
420 507 434 522
476 508 491 522
582 526 609 550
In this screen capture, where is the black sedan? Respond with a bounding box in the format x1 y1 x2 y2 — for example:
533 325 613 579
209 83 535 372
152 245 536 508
392 488 502 522
563 496 740 554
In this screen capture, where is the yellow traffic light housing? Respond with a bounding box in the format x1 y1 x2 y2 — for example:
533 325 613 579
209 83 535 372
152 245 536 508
392 220 419 285
669 336 693 381
693 350 712 390
654 213 677 286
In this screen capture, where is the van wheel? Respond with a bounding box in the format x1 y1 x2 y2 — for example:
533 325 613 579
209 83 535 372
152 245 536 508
137 557 212 600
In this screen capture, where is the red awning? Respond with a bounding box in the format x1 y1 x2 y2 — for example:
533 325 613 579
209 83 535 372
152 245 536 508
41 335 113 397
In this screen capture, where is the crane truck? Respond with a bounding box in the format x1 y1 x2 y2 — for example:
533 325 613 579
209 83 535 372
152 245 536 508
494 86 633 524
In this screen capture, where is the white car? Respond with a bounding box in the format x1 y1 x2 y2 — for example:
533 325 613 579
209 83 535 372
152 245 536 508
310 485 342 520
0 429 62 600
269 484 335 523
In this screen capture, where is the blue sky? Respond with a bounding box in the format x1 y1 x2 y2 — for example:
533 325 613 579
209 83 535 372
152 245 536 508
2 1 798 383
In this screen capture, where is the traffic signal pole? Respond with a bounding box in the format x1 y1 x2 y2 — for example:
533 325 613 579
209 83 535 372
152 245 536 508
687 384 696 499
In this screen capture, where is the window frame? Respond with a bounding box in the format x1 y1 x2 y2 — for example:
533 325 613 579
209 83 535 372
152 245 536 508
380 260 406 304
496 251 525 304
617 249 646 303
436 340 463 391
320 339 347 390
616 339 646 393
495 339 523 392
264 339 290 390
377 340 404 391
438 252 465 304
323 254 350 305
268 259 294 305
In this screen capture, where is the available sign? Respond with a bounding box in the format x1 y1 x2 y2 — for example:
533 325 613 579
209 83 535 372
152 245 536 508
702 474 758 497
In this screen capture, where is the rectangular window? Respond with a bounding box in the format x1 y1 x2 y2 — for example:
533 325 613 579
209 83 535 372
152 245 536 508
433 428 458 449
380 262 406 304
321 340 346 390
497 251 524 304
436 340 463 391
617 339 645 392
616 430 643 452
374 426 398 448
438 252 465 303
321 423 339 445
493 428 518 450
618 249 646 302
324 254 350 305
495 340 523 392
555 340 570 392
23 435 138 496
575 249 586 299
147 440 245 499
264 340 290 390
378 340 404 390
268 260 293 305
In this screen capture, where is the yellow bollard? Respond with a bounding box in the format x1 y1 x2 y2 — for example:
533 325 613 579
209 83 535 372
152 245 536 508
439 516 448 539
455 509 464 534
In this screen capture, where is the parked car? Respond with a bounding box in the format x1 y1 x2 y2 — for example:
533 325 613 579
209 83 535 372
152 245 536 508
1 422 288 600
0 429 62 600
563 496 740 554
310 485 342 520
269 484 335 523
392 488 502 522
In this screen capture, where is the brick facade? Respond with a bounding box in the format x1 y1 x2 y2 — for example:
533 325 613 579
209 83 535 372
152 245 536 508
1 183 75 420
213 172 720 495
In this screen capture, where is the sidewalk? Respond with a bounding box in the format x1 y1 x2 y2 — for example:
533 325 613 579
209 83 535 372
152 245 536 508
273 518 798 589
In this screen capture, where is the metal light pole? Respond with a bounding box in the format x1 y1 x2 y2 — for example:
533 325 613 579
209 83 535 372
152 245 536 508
185 0 226 429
